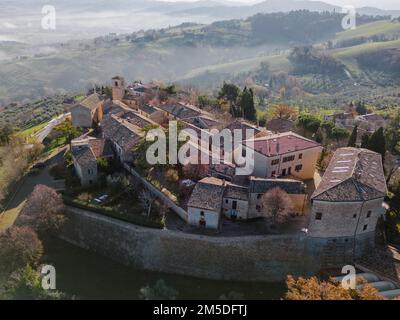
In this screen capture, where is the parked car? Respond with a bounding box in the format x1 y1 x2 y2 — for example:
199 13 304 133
93 194 109 204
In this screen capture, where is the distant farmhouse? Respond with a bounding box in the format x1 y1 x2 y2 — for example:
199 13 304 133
266 118 294 133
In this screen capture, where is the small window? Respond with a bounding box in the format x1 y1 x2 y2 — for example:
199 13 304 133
242 149 246 157
367 211 372 218
200 211 205 216
225 199 228 204
315 212 322 220
256 205 261 212
353 214 357 219
295 164 303 172
232 201 237 210
283 155 295 163
257 194 262 199
298 153 303 159
363 224 368 231
271 159 279 166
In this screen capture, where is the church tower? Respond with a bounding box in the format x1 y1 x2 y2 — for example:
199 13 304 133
112 76 125 101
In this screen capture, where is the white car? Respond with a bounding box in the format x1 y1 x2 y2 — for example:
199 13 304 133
93 194 109 204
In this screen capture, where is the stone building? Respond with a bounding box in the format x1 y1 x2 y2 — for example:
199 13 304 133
101 114 144 163
266 118 294 133
188 176 307 227
355 113 387 133
71 137 113 185
308 147 387 262
187 177 226 229
157 102 202 121
246 177 307 219
71 93 104 128
240 132 322 180
112 76 125 102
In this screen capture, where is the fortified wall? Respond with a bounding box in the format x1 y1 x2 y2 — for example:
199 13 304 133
61 207 376 282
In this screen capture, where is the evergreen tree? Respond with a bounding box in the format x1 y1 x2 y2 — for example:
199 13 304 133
355 101 367 115
218 82 240 102
0 125 12 145
361 133 370 149
368 127 386 160
240 87 257 122
347 125 358 147
218 82 241 118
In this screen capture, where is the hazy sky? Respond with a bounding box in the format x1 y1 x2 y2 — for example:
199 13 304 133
163 0 400 10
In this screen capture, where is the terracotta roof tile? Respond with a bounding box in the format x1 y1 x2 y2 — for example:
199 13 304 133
248 132 321 157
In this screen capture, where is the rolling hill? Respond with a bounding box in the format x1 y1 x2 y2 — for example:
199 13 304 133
0 11 399 107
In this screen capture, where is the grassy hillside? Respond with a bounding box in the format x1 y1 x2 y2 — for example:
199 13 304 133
0 10 383 105
332 39 400 74
180 54 290 80
335 20 400 41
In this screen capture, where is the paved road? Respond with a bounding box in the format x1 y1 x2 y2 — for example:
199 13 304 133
35 113 70 143
0 148 66 231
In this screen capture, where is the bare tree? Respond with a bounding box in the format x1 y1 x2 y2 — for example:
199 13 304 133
272 104 297 120
261 187 293 225
139 188 156 217
0 226 43 275
18 185 65 234
385 152 399 185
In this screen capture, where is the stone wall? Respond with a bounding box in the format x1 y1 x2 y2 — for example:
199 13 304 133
308 198 385 238
61 207 378 282
61 207 314 282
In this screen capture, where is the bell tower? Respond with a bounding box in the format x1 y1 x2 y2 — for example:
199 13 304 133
112 76 125 101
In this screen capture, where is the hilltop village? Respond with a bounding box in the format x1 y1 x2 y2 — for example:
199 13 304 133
2 74 400 298
66 76 388 247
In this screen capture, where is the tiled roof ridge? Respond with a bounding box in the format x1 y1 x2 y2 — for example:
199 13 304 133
312 177 352 199
111 114 145 136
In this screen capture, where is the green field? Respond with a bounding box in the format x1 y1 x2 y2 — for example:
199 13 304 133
180 54 290 80
335 20 400 41
332 39 400 74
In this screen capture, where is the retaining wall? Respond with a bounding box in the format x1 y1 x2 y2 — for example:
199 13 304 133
61 207 377 282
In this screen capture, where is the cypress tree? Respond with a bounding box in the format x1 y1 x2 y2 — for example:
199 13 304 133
240 87 257 122
368 127 386 160
361 133 370 149
347 125 358 147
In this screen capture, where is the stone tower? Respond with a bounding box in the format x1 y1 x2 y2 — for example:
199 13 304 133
307 147 387 267
112 76 125 101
